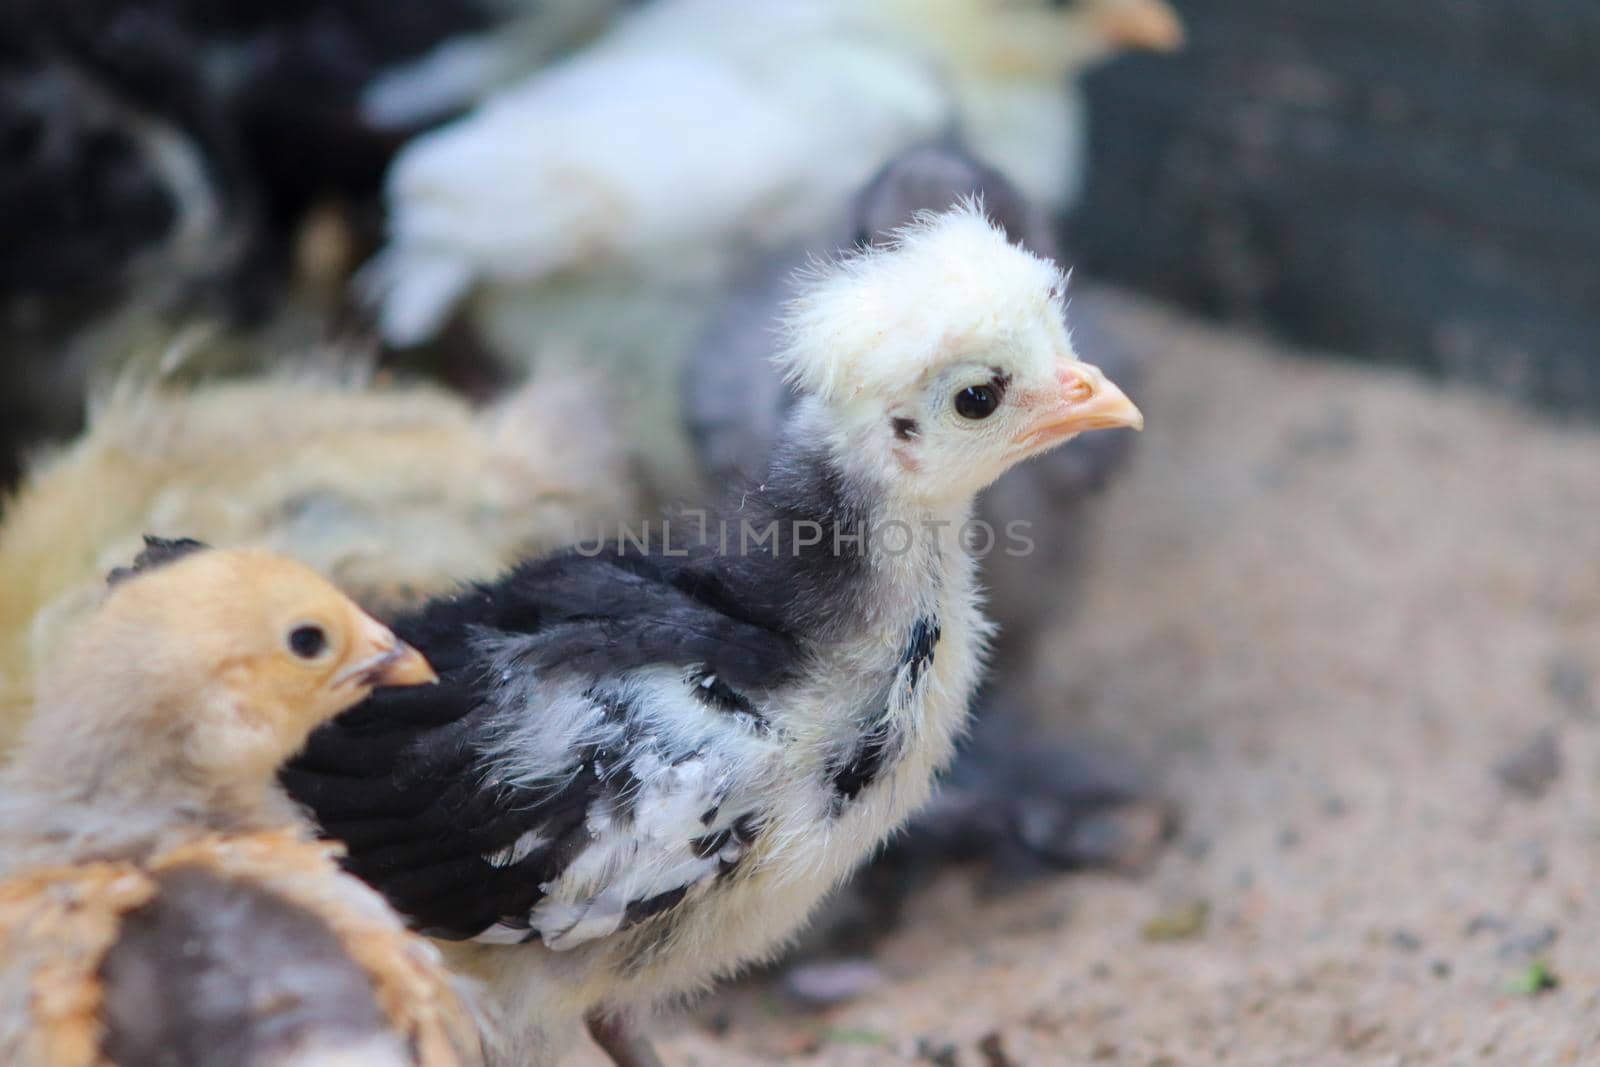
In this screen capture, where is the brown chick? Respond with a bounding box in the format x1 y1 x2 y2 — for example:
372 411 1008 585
0 541 486 1067
0 367 638 757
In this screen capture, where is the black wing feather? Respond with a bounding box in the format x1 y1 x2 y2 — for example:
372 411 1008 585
284 548 802 940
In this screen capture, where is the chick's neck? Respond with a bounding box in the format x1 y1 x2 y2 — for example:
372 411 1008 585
7 685 309 855
749 399 978 646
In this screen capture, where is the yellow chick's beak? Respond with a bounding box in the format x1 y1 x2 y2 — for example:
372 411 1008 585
1017 360 1144 452
1096 0 1186 52
335 617 438 690
368 641 438 688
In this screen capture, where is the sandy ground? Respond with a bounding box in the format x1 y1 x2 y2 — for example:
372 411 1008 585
569 290 1600 1066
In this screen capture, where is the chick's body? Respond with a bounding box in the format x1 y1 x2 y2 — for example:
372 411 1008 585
374 0 947 346
376 0 1183 343
0 370 635 756
287 207 1144 1063
435 518 988 1056
0 545 481 1067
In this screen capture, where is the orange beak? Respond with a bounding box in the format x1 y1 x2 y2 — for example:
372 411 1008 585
335 616 438 689
1095 0 1186 53
1017 360 1144 452
367 641 437 688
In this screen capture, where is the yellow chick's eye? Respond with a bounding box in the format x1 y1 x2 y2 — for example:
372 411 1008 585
287 624 330 660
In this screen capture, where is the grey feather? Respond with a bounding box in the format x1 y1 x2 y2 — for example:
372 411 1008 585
99 868 407 1067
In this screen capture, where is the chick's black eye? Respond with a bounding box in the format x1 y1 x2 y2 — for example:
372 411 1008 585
954 384 999 420
287 625 327 659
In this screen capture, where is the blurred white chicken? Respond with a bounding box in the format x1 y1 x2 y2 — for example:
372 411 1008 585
361 0 633 131
367 0 1181 500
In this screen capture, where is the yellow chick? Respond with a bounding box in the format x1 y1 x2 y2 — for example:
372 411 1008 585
0 542 485 1067
0 368 638 757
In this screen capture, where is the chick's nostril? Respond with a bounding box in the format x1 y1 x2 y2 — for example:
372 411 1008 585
1057 366 1097 404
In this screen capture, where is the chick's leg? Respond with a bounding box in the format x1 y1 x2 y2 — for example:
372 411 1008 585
586 1011 666 1067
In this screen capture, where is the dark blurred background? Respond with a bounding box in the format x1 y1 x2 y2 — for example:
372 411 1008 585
2 0 1597 493
1079 0 1600 412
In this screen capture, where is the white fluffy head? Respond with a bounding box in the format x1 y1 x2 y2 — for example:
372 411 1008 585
778 201 1066 405
774 203 1140 505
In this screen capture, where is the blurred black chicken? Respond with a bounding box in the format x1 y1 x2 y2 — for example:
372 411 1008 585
0 0 500 486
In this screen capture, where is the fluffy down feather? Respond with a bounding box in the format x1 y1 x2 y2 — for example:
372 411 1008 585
285 208 1143 1064
775 200 1066 404
0 544 483 1066
0 834 480 1067
682 146 1161 894
0 368 636 756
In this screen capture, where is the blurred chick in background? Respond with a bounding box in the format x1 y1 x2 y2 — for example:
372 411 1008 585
0 0 500 487
368 0 1181 502
362 0 632 129
0 0 504 304
0 541 483 1067
0 365 635 757
0 0 632 483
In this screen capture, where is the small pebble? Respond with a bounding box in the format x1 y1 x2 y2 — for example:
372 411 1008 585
1465 914 1508 938
1547 653 1594 718
1497 925 1558 961
1494 729 1561 799
977 1031 1017 1067
1515 840 1551 880
782 959 886 1007
1389 929 1423 952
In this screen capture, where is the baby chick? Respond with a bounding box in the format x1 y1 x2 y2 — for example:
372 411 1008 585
372 0 1183 343
685 144 1160 878
0 369 636 758
0 540 484 1067
284 205 1144 1065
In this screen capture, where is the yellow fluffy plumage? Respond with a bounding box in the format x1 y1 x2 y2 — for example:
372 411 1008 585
0 546 480 1065
0 369 637 756
1 834 480 1067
